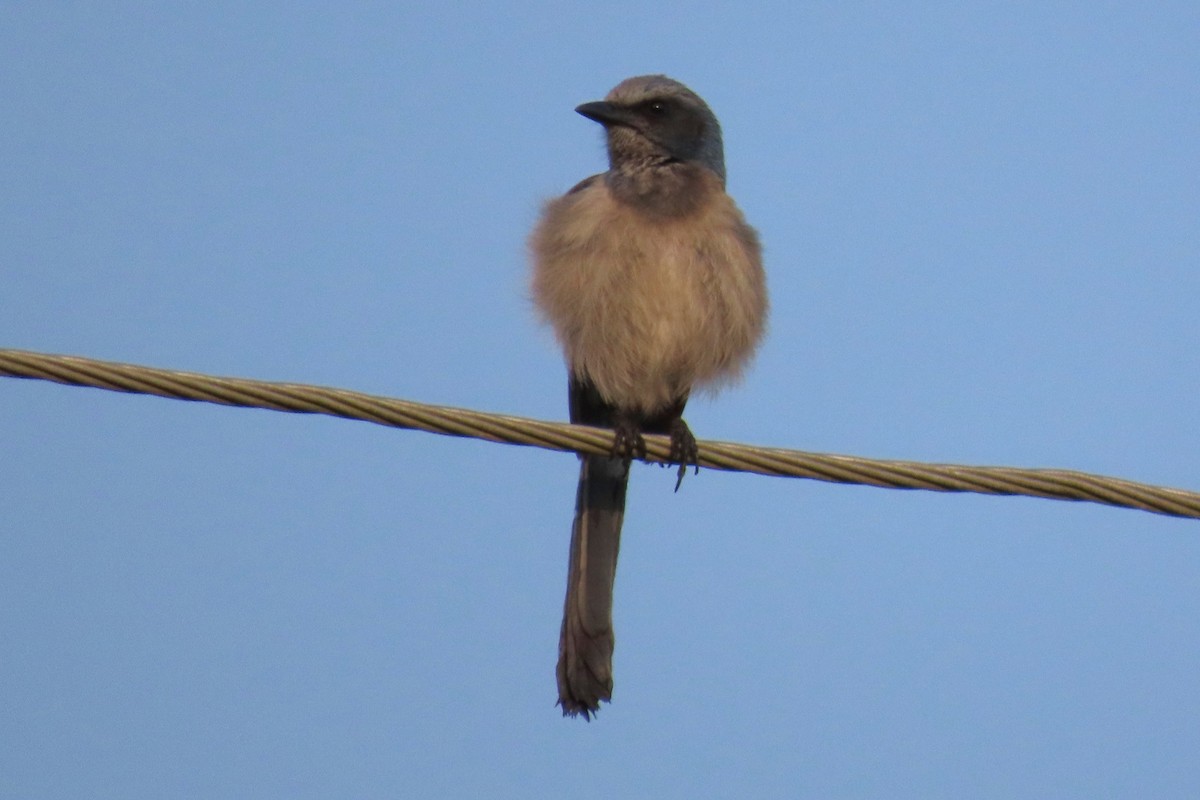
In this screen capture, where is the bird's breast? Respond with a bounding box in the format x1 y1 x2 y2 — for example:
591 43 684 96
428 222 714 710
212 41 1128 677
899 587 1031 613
531 176 767 415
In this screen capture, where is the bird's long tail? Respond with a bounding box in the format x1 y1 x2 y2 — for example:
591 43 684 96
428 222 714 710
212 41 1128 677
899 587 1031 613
557 454 629 718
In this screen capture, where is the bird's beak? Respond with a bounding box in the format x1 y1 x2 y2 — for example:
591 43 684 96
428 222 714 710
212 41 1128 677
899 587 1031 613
575 101 636 129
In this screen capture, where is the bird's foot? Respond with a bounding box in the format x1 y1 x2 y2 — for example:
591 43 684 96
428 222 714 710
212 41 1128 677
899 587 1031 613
610 417 647 463
667 418 699 492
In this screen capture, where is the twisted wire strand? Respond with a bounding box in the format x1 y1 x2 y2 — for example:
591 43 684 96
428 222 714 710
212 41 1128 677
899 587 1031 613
2 347 1197 521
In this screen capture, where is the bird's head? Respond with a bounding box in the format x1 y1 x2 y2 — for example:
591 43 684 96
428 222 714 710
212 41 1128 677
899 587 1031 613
576 75 726 184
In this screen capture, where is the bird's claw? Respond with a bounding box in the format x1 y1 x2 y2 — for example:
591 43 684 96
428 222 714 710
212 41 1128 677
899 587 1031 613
611 419 647 463
667 419 699 492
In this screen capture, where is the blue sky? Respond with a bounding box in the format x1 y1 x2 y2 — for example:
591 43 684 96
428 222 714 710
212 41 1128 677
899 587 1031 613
2 3 1198 798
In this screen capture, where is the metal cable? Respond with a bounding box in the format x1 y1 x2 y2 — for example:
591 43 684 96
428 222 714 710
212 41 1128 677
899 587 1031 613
2 347 1197 521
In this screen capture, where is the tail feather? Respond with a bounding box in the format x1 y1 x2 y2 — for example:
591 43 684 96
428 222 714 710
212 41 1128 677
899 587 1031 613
557 454 629 718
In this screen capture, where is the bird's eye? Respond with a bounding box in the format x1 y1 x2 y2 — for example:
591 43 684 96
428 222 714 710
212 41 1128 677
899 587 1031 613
649 101 667 114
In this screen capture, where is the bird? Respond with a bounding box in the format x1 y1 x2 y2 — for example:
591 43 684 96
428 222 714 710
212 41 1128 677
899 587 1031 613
529 75 768 718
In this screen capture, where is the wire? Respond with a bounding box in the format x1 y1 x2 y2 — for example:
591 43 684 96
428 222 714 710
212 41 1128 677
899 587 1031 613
2 347 1197 520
